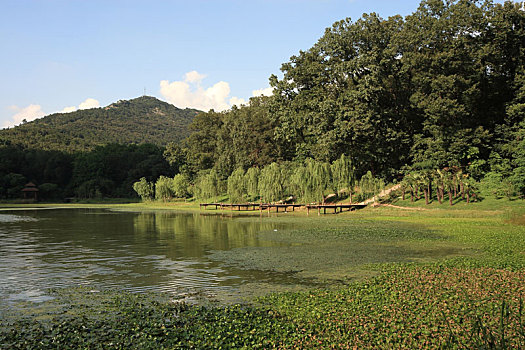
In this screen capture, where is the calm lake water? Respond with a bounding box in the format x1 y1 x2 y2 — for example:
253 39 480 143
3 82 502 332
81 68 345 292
0 208 291 308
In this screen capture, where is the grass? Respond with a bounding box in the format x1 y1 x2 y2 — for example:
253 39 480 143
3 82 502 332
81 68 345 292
1 197 525 348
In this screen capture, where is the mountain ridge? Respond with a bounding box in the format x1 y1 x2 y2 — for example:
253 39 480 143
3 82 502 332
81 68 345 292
0 96 200 152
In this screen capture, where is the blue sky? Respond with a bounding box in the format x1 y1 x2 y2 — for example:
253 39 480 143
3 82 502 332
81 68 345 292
0 0 507 128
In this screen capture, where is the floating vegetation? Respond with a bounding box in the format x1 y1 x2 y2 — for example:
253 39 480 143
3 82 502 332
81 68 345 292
1 266 524 349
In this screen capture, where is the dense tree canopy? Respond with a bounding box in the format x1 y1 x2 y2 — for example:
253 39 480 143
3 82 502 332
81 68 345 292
173 0 524 192
0 143 173 200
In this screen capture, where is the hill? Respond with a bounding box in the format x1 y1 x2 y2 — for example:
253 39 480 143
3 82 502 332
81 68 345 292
0 96 200 152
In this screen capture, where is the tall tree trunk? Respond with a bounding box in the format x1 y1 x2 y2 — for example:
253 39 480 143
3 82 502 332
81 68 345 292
402 188 405 201
448 189 453 206
466 192 470 204
424 188 429 205
437 187 442 204
410 190 414 202
349 191 352 205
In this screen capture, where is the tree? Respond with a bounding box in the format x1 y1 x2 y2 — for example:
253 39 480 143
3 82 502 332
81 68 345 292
481 171 515 199
194 169 221 201
245 167 260 201
304 159 332 204
133 177 154 201
155 176 173 201
185 111 223 175
171 174 190 199
163 143 188 175
434 169 445 204
359 171 384 203
270 12 413 177
443 170 455 206
331 154 356 203
227 168 246 203
258 163 286 203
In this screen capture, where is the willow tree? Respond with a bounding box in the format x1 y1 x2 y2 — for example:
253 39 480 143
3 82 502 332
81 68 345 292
227 167 246 203
171 174 190 199
155 176 173 201
331 154 356 203
244 167 260 201
303 159 332 204
359 171 384 203
258 162 286 203
133 177 154 201
290 165 308 201
194 169 221 201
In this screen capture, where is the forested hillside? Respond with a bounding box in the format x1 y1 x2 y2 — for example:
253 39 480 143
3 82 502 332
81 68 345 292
173 0 524 200
0 96 199 152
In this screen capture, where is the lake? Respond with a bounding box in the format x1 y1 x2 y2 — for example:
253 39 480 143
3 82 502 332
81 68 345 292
0 208 297 309
0 207 469 315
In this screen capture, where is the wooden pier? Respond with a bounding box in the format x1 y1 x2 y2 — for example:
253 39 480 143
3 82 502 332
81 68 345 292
200 203 260 211
260 204 303 213
305 204 366 215
200 202 367 214
199 203 222 210
200 202 303 212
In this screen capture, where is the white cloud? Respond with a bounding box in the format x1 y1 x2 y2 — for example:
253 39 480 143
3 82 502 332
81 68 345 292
60 106 77 113
2 97 101 129
2 104 45 128
252 87 273 97
229 97 247 107
78 98 100 110
60 98 100 113
160 71 277 112
184 70 206 84
160 71 235 111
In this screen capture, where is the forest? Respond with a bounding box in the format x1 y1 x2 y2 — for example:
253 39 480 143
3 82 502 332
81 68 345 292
0 96 199 152
1 0 524 202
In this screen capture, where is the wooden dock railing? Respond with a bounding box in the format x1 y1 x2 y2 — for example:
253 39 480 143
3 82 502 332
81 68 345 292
200 202 367 214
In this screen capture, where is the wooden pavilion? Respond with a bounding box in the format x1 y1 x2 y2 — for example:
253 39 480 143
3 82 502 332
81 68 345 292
21 182 39 201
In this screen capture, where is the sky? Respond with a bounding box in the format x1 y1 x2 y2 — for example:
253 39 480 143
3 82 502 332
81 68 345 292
0 0 509 128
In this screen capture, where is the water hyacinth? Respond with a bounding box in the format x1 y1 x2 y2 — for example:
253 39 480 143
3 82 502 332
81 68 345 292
261 265 525 348
1 266 523 349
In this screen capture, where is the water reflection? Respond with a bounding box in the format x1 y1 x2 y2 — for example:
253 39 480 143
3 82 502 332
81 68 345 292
0 210 287 308
132 212 279 257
